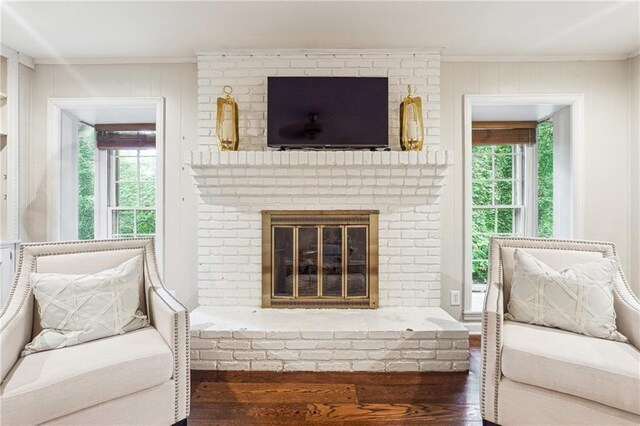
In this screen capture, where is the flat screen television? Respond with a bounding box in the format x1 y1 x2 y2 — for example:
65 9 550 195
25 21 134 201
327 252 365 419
267 77 388 149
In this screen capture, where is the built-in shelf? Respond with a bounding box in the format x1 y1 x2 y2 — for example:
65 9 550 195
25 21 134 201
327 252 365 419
1 54 11 243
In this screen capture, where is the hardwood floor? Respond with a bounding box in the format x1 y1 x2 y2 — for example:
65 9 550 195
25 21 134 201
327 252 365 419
189 335 481 425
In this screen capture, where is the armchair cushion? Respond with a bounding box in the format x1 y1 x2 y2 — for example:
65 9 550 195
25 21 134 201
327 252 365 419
506 249 627 342
1 327 172 425
501 321 640 416
24 256 149 355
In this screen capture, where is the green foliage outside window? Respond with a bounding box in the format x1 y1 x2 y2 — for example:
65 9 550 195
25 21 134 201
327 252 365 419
78 124 96 240
136 209 156 235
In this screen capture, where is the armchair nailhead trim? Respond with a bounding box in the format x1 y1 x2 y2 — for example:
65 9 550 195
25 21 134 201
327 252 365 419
173 313 180 421
145 242 191 422
185 310 191 416
480 312 487 417
493 311 502 422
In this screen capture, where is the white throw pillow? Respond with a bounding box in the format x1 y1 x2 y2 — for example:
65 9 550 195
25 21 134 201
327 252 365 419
506 249 627 342
23 256 149 356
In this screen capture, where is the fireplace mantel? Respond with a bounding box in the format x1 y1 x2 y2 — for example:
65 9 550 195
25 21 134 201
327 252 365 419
186 149 453 202
186 149 453 169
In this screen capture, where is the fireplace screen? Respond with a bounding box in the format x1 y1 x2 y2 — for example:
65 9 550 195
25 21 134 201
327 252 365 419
262 210 379 308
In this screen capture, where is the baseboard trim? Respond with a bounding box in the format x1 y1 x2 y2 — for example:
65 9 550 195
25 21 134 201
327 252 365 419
462 321 482 334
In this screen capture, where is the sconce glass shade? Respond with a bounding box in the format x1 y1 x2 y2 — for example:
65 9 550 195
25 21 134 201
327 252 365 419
399 85 424 151
216 85 239 151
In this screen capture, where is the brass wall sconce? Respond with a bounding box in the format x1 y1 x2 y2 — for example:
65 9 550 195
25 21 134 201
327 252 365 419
399 85 424 151
216 85 239 151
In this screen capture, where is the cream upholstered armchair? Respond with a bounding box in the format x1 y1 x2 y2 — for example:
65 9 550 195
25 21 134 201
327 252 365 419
0 239 190 425
481 237 640 426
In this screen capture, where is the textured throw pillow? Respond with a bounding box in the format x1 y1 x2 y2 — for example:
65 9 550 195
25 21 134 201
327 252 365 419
23 256 149 356
506 249 627 342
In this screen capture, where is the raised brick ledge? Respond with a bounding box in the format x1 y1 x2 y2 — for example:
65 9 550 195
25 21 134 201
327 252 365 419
190 306 469 373
185 149 453 169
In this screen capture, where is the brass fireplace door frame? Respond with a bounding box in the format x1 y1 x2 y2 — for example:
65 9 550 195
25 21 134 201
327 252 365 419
262 210 379 309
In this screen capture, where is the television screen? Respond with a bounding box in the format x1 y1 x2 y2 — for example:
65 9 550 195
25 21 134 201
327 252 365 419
267 77 388 149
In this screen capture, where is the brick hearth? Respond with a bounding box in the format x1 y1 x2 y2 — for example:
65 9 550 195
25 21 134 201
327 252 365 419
190 307 469 372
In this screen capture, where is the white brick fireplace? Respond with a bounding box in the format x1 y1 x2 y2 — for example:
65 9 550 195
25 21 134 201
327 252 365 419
187 50 468 372
188 150 451 308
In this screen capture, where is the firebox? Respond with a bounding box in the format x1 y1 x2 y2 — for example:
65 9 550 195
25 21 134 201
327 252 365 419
262 210 379 308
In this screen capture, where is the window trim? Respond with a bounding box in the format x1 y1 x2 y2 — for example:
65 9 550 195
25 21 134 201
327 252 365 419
46 97 166 278
94 146 108 238
462 94 585 320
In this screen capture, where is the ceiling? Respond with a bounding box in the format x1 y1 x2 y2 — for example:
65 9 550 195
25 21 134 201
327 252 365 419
2 1 638 61
472 104 568 122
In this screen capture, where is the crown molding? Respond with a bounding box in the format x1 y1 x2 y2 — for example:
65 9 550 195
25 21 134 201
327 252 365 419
33 57 197 65
31 48 639 66
442 53 636 62
0 44 35 69
0 43 16 59
18 53 35 69
195 48 445 57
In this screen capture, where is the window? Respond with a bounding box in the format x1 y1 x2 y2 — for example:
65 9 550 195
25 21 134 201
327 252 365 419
470 121 554 304
471 143 525 288
76 123 157 240
108 148 156 238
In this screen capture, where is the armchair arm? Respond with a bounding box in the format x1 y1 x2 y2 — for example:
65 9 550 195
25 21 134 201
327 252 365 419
0 291 33 383
147 285 190 422
1 246 35 383
613 278 640 350
481 281 504 424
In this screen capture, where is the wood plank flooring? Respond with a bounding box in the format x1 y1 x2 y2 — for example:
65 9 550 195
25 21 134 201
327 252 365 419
189 335 481 425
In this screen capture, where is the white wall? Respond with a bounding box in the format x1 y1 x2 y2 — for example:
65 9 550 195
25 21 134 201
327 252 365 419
58 111 79 240
18 63 33 241
28 63 199 309
628 55 640 293
440 59 637 320
552 106 572 238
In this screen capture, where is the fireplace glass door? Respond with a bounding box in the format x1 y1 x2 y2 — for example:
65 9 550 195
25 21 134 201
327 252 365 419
322 227 342 297
263 211 378 308
297 227 319 297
